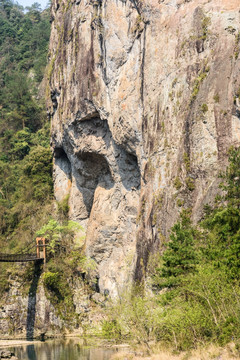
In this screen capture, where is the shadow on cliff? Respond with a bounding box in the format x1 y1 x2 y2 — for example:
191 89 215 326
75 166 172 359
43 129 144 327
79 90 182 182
26 261 42 340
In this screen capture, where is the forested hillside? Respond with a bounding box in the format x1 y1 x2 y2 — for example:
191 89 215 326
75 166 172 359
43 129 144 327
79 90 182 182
0 0 52 253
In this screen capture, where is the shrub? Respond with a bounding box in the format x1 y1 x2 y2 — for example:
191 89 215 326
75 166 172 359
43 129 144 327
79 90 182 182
201 103 208 113
186 177 195 191
174 176 182 190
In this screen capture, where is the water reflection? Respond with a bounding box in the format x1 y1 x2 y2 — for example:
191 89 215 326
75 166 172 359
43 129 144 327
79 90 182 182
11 339 122 360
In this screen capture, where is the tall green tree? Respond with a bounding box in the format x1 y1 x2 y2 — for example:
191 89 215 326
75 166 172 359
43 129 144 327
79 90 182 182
202 147 240 279
153 211 199 288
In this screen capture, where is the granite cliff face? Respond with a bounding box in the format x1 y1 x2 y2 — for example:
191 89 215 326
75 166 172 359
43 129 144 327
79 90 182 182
47 0 240 297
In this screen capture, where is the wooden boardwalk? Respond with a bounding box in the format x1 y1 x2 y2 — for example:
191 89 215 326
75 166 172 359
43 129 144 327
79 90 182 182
0 253 43 262
0 237 46 263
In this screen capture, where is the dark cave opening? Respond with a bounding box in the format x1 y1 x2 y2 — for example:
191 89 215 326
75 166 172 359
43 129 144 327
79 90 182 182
75 151 114 216
54 147 68 159
78 151 114 189
54 147 72 181
119 151 141 191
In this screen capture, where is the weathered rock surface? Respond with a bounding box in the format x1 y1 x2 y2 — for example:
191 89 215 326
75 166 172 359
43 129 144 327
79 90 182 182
47 0 240 295
0 268 101 337
0 277 63 338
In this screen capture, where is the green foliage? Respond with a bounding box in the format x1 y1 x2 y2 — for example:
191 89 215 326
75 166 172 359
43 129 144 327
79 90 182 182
190 66 210 102
0 0 92 324
174 176 182 190
213 93 220 103
186 177 195 191
0 264 10 293
183 152 190 172
22 146 53 201
103 147 240 350
0 1 50 79
66 249 97 274
177 198 184 207
201 103 208 113
154 211 199 288
0 1 52 255
9 128 31 160
156 269 240 349
36 218 83 255
201 16 211 40
0 127 52 243
42 267 75 320
43 271 64 299
102 289 163 345
201 147 240 279
234 32 240 59
220 147 240 206
101 320 123 340
38 218 94 322
0 0 51 160
0 0 93 329
57 194 70 220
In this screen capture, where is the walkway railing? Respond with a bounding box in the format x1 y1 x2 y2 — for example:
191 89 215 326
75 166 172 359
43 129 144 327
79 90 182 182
0 253 43 262
0 237 46 263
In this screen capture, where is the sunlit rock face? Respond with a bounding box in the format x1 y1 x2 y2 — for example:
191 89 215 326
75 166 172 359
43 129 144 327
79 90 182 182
48 0 240 297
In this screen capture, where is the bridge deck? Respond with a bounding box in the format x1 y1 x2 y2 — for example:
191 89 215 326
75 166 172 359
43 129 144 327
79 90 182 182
0 253 44 262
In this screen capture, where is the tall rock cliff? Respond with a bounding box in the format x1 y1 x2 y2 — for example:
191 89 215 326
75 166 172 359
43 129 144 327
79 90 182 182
47 0 240 297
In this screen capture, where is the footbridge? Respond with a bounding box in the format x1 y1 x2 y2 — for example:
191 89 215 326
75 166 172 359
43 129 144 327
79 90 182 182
0 237 47 263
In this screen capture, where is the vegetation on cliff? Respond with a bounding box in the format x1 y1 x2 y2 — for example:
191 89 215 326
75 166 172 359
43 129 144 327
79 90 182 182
0 0 52 241
0 2 94 327
0 2 92 322
103 147 240 352
0 0 52 291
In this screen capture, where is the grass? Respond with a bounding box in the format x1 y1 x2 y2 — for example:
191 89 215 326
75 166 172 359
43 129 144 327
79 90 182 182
110 343 240 360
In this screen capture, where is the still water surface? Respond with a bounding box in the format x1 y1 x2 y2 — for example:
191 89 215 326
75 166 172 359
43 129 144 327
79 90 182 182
11 339 124 360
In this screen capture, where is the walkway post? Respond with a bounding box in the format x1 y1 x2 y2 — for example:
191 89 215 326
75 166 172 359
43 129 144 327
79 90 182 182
36 237 41 259
36 237 46 263
42 237 46 264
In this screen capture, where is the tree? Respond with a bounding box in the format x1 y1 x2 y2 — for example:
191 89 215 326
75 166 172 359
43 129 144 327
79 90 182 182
159 211 199 287
202 147 240 279
36 219 82 255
